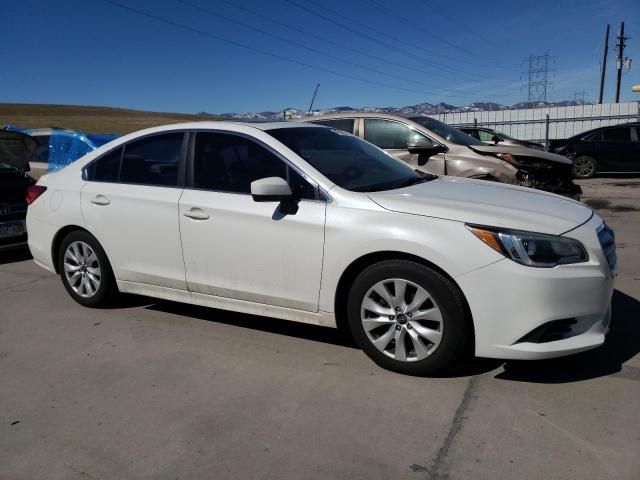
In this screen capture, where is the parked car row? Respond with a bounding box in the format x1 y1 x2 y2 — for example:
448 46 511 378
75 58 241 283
301 113 581 198
26 121 616 375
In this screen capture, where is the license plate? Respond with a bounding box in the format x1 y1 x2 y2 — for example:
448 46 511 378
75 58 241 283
0 222 25 238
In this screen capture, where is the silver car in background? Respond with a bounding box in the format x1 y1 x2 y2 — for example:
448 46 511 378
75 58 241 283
299 113 580 198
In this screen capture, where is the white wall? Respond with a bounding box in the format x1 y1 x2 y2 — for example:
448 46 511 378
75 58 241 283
433 102 640 142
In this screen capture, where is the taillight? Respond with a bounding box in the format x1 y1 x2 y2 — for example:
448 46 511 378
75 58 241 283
26 185 47 205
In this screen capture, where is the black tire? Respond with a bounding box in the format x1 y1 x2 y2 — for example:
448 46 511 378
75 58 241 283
347 260 470 376
572 156 597 179
57 230 118 308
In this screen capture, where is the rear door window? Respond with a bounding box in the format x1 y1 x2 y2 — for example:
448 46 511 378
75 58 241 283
363 119 429 149
602 127 631 143
86 147 123 182
119 133 185 186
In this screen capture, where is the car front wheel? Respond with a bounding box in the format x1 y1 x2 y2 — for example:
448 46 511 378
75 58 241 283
347 260 470 376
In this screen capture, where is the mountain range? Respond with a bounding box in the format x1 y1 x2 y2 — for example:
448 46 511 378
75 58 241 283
204 100 591 121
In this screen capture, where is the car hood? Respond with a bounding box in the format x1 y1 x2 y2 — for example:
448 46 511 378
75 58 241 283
368 176 592 235
468 144 572 165
0 130 37 172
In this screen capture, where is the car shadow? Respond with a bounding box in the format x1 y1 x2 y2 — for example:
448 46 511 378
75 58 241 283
140 290 639 382
0 247 32 265
145 300 359 349
495 289 640 383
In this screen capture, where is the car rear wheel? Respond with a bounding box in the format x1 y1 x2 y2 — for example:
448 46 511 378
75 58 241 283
572 156 597 179
347 260 470 375
58 230 118 308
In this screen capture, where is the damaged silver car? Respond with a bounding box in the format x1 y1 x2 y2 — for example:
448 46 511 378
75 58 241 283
300 113 580 199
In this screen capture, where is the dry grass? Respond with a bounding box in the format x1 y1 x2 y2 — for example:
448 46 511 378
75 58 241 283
0 103 225 135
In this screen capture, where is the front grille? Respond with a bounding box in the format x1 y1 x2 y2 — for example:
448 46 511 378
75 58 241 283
597 223 617 273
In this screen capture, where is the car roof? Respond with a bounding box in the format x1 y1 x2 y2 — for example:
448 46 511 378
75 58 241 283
300 111 420 122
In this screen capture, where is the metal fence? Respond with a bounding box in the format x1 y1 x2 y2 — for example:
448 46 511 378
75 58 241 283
433 102 640 143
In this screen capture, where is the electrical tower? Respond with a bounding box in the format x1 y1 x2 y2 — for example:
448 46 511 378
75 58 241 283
573 90 588 104
522 52 554 103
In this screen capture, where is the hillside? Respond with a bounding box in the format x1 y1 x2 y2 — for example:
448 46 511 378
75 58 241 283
0 104 222 135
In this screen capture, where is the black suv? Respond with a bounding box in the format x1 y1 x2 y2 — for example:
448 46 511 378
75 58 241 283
549 123 640 178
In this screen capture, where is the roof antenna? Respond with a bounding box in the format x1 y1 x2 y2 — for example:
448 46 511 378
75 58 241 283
307 83 320 115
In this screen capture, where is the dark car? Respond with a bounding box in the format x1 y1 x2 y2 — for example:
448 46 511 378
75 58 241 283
0 130 37 250
460 126 545 150
549 123 640 179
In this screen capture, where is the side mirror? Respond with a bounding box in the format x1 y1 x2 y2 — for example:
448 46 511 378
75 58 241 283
491 135 501 144
407 141 447 155
250 177 292 202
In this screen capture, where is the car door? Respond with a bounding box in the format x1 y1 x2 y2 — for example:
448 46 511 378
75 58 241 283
598 126 636 171
361 118 446 174
179 131 326 312
81 132 188 290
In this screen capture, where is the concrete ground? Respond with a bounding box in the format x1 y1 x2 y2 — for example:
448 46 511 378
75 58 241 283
1 177 639 480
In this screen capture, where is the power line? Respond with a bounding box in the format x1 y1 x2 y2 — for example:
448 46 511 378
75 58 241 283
418 0 499 49
100 0 468 98
364 0 511 69
286 0 502 81
210 0 479 83
178 0 479 94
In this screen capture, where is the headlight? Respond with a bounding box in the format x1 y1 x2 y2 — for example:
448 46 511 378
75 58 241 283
467 225 588 267
494 152 518 167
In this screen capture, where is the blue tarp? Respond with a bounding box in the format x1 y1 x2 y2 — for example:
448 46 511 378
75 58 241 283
3 126 119 172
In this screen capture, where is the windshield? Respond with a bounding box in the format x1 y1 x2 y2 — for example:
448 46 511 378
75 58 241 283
267 127 434 192
409 116 484 146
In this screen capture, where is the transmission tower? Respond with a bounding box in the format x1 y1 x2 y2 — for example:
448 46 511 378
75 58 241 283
522 51 554 103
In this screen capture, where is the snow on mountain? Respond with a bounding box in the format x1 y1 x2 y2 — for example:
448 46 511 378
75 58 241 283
203 100 591 121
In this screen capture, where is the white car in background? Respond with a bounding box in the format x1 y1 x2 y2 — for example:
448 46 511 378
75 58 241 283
26 122 616 375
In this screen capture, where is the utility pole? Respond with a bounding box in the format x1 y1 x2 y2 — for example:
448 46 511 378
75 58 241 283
598 24 610 104
307 83 320 115
615 22 628 103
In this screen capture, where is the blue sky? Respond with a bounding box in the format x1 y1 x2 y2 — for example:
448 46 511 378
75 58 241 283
2 0 639 113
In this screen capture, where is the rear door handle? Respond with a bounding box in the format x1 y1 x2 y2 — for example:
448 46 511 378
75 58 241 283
184 208 210 220
90 195 110 206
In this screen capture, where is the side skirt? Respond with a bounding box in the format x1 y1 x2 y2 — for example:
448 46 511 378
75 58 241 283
117 280 337 328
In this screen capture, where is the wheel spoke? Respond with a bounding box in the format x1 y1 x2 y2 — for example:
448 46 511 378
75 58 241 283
86 252 98 266
362 317 394 332
69 271 82 285
393 280 407 309
72 243 83 263
87 273 100 290
394 328 407 361
362 297 393 316
83 276 94 296
406 287 430 313
372 283 395 308
64 263 82 273
407 328 430 359
410 322 442 347
411 307 442 323
372 325 396 351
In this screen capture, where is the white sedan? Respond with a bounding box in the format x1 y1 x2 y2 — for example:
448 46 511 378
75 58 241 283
26 122 616 375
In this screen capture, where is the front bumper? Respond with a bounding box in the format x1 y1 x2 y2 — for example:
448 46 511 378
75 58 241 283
456 214 615 360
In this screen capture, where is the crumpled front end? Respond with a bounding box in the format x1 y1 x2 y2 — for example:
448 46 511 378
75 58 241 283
514 157 581 200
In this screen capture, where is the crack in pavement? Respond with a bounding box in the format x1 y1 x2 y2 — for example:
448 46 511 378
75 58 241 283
424 375 482 480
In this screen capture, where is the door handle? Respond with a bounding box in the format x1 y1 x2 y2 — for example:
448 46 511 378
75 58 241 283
90 195 110 206
184 208 210 220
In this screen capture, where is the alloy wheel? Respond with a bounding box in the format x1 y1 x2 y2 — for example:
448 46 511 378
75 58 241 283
64 241 102 298
360 278 443 362
574 157 595 177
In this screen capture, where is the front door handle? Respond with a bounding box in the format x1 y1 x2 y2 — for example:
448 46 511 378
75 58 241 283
184 208 210 220
90 195 110 206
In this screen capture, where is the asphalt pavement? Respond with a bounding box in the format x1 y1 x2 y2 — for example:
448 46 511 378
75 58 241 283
1 177 639 480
